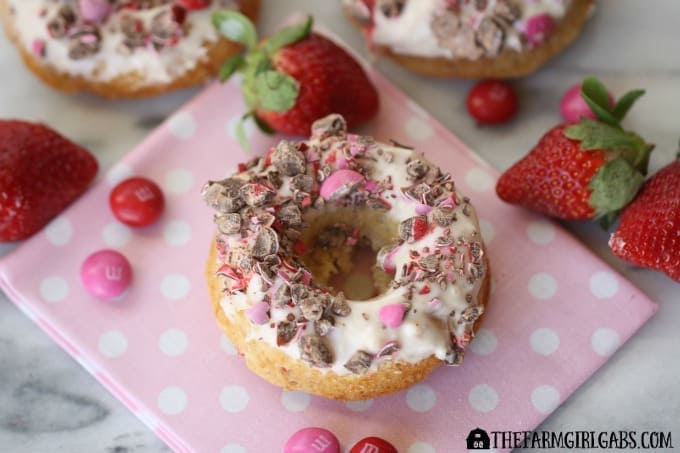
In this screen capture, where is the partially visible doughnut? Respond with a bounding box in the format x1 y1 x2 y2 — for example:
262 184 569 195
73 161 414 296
343 0 594 79
0 0 260 98
202 114 490 401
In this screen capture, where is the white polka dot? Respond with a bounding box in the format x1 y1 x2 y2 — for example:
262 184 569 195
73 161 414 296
528 273 557 300
220 386 249 413
160 274 191 301
167 112 196 139
468 384 499 413
406 384 436 412
164 220 192 246
530 328 560 356
470 328 497 355
106 163 134 187
102 222 132 248
591 328 620 356
479 219 495 243
158 386 187 415
408 441 435 453
164 169 194 194
98 331 128 358
281 390 310 412
531 385 561 414
226 116 256 141
589 271 619 299
159 329 188 357
345 400 374 411
527 220 555 245
220 334 237 355
405 116 433 141
45 217 72 246
465 168 495 192
221 444 247 453
40 276 69 303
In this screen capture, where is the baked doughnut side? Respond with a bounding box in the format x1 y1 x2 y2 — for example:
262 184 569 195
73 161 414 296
0 0 260 98
207 240 491 401
345 0 592 79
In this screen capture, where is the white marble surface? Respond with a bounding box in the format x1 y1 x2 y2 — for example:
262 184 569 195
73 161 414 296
0 1 678 452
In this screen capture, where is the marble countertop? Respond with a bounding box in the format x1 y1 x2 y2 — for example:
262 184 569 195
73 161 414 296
1 1 678 452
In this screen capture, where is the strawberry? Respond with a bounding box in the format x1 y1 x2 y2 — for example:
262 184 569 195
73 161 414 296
175 0 211 11
211 12 379 144
609 156 680 281
0 121 98 241
496 77 653 228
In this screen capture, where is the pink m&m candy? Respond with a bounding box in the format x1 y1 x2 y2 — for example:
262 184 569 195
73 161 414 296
320 169 364 200
79 0 112 22
525 13 555 47
81 249 132 300
110 177 165 227
283 427 340 453
560 83 615 123
350 436 398 453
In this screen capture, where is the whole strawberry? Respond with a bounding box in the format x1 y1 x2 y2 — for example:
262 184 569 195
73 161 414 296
0 121 98 241
496 77 652 228
212 12 379 144
609 156 679 281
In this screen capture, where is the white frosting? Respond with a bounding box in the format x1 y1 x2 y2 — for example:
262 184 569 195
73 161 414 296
345 0 572 59
209 128 487 376
7 0 237 86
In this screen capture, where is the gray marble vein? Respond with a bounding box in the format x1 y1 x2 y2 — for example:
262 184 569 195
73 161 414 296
1 0 679 452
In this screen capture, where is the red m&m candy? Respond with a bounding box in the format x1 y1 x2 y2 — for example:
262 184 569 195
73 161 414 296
283 427 340 453
110 177 164 227
350 436 398 453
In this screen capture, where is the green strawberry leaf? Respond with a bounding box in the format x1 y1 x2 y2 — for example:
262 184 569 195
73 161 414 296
212 10 257 51
262 16 313 55
253 114 275 135
218 55 245 82
581 77 611 111
612 89 645 122
235 114 252 152
589 157 645 225
565 118 644 152
253 70 300 112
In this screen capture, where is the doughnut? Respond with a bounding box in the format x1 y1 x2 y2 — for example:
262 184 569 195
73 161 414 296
202 114 490 401
342 0 593 79
0 0 260 98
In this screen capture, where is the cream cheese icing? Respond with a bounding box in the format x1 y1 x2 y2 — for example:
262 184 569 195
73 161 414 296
7 0 238 86
344 0 571 60
202 114 488 376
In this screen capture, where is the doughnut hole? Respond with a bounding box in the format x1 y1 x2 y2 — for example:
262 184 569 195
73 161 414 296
298 207 396 301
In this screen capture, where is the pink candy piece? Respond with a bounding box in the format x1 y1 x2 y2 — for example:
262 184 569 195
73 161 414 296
320 169 364 200
525 13 555 47
247 301 270 325
560 83 615 123
32 39 45 57
79 0 112 22
283 427 340 453
379 303 408 328
81 249 132 300
415 203 432 215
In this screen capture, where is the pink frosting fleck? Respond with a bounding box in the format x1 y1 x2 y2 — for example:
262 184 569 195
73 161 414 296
247 301 270 325
32 39 45 57
320 169 364 200
379 304 408 328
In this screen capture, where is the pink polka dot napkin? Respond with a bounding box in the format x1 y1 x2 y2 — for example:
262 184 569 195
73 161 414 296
0 46 657 453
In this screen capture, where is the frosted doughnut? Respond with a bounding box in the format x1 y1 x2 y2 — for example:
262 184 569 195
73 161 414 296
0 0 260 97
342 0 593 78
202 114 490 401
